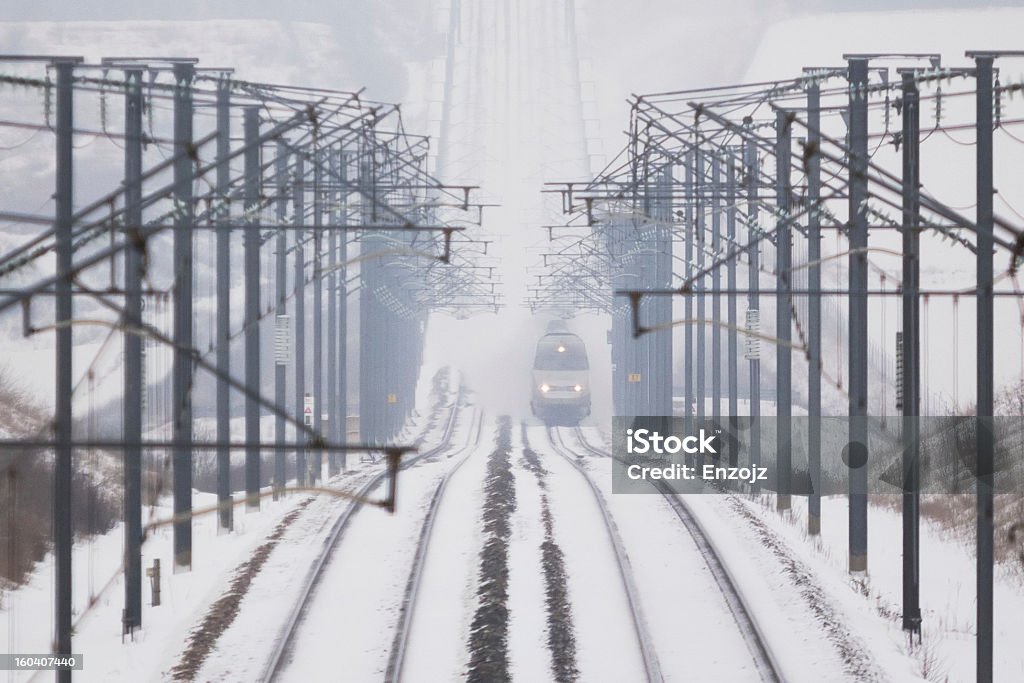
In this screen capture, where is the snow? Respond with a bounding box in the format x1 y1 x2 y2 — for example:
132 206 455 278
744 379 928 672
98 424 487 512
577 450 764 682
733 493 1024 683
0 371 453 682
683 493 908 682
503 426 554 682
192 468 384 681
580 414 1024 683
1 488 308 683
4 3 1024 682
527 424 648 683
278 408 479 682
400 410 487 680
744 6 1024 410
578 422 927 682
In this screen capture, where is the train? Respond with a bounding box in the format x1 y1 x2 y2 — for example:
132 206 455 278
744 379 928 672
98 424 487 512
531 320 591 425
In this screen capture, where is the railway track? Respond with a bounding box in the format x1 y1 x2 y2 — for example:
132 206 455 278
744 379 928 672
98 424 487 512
383 408 485 683
566 426 783 683
545 426 664 683
259 389 464 683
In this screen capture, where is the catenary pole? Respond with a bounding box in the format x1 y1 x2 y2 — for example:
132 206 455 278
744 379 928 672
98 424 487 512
327 148 339 476
684 152 694 431
172 61 195 570
695 151 706 424
215 74 233 530
122 66 144 632
53 57 77 681
243 106 261 509
338 149 350 469
847 56 870 574
274 141 289 497
899 67 922 636
744 134 761 494
807 79 823 536
312 148 324 482
711 156 722 427
971 52 995 683
294 156 307 485
776 109 792 511
726 148 739 467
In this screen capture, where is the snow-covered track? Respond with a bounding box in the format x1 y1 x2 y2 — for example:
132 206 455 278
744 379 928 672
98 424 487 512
570 427 783 683
383 409 484 683
545 426 664 683
259 391 463 683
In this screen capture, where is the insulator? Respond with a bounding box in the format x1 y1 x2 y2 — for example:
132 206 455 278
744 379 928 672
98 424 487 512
995 75 1003 129
99 69 109 133
44 75 52 127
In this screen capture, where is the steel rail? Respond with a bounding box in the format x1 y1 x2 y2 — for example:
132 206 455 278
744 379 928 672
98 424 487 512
384 408 485 683
570 427 783 683
260 386 463 683
545 426 664 683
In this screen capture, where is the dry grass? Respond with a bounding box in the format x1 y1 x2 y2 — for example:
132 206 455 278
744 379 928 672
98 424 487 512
0 368 119 596
872 493 1024 574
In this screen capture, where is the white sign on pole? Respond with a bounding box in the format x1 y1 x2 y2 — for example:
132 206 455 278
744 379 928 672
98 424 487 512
744 309 761 360
303 394 314 426
275 315 291 365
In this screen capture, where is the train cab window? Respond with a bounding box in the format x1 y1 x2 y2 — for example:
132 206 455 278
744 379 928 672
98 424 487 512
534 336 589 370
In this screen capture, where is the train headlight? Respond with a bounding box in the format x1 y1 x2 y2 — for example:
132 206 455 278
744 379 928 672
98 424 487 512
557 345 566 353
574 384 583 392
540 383 550 393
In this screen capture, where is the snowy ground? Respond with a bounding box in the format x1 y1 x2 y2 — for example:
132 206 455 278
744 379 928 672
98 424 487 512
399 410 487 680
2 488 306 683
555 425 768 683
5 397 1016 682
572 422 920 682
525 425 648 683
724 493 1024 683
278 407 483 682
0 372 454 683
581 418 1024 683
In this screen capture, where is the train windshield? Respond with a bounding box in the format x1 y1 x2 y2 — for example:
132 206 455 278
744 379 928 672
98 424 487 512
534 336 589 370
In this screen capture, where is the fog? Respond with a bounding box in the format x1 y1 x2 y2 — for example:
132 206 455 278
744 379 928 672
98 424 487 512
1 0 1017 419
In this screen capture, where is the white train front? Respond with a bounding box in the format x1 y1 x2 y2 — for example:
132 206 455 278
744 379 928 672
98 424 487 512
530 321 591 425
